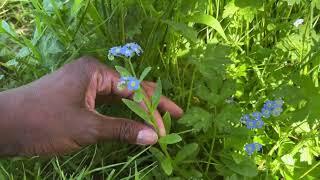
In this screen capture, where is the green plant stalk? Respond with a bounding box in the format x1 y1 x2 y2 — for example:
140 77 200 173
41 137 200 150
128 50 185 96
127 59 137 77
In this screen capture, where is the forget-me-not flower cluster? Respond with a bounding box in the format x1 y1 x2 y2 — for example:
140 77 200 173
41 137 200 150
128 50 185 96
245 143 262 156
108 42 143 59
242 99 284 155
117 76 140 91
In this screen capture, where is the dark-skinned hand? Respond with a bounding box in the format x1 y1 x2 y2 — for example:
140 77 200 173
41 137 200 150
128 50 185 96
0 56 183 156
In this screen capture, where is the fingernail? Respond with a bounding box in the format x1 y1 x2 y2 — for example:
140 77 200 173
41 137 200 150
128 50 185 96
136 129 158 145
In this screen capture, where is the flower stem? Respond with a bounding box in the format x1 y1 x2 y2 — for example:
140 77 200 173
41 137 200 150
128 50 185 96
128 59 137 77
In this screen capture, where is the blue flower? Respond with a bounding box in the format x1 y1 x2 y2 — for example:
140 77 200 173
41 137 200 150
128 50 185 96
125 42 143 56
246 120 257 129
127 78 140 91
108 43 143 59
120 46 134 58
251 112 262 121
240 114 251 123
255 120 264 129
263 100 275 110
245 143 263 155
261 107 271 118
108 46 122 57
271 107 283 117
245 143 255 155
274 99 284 108
253 143 262 151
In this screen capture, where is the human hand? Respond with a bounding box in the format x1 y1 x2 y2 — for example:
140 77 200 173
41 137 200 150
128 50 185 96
0 56 183 156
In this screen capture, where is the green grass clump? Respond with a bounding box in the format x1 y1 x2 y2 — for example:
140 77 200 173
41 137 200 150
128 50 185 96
1 0 320 179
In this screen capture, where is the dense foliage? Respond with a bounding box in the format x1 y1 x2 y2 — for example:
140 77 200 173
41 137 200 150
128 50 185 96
0 0 319 179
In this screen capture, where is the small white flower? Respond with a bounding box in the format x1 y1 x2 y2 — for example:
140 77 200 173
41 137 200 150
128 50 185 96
117 80 126 90
293 19 304 27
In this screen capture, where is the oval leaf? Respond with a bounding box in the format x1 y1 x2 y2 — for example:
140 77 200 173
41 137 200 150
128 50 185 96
139 67 152 81
122 99 150 123
161 157 173 175
158 133 182 144
163 112 171 134
175 143 198 163
151 78 162 109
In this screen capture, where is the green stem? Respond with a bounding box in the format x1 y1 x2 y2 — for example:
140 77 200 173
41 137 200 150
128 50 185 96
128 59 137 77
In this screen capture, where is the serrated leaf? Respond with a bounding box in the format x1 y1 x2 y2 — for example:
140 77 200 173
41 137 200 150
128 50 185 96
151 79 162 109
175 143 198 163
221 155 258 177
223 1 239 18
139 67 151 81
187 13 228 41
158 133 182 144
179 107 212 132
163 112 171 134
122 99 150 122
195 44 231 77
163 20 198 43
234 0 263 8
115 66 132 77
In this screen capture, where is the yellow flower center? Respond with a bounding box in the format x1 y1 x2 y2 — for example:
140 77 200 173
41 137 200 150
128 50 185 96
131 81 136 87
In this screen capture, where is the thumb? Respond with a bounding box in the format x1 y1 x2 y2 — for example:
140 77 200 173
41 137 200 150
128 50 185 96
91 113 158 145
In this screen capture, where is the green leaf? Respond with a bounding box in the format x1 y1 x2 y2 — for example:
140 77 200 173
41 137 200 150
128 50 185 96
149 147 172 175
115 66 132 77
281 154 295 166
71 0 84 17
139 67 152 81
221 155 258 177
187 13 228 41
150 147 165 161
283 0 301 5
122 99 150 122
179 107 212 132
163 20 198 43
163 112 171 134
158 133 182 144
234 0 263 8
133 90 144 103
0 20 16 37
299 146 313 165
194 44 232 77
223 1 239 18
175 143 198 163
151 79 162 109
314 0 320 10
161 157 173 175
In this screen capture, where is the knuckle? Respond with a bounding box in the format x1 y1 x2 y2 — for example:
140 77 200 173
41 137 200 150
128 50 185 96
117 120 136 142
